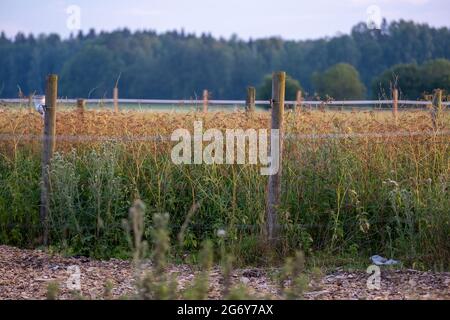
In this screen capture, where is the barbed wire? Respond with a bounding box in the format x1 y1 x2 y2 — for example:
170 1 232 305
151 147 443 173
0 130 449 142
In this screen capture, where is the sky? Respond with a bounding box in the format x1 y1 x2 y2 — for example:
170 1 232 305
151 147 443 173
1 0 449 40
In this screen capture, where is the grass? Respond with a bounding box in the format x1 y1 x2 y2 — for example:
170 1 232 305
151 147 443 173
0 108 449 270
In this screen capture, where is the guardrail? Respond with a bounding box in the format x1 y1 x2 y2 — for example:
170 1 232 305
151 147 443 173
1 98 449 106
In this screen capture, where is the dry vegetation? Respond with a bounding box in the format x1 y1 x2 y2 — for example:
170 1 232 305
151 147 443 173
0 107 449 300
0 107 449 270
1 107 446 159
0 108 444 141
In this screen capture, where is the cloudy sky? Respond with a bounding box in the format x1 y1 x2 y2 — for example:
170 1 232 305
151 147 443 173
1 0 449 40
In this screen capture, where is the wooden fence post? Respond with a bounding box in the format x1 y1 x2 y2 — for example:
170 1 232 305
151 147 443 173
436 89 443 113
203 90 209 113
295 90 303 112
266 71 285 247
246 86 256 112
77 99 85 112
392 88 398 124
40 74 58 246
113 87 119 113
28 94 33 111
431 89 442 130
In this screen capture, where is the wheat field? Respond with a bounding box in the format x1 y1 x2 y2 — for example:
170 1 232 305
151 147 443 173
0 107 449 268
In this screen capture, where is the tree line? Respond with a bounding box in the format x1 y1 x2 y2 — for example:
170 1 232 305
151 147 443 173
0 19 449 100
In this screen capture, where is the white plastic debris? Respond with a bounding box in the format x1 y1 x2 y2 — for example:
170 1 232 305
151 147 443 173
217 229 226 238
33 95 46 118
370 255 399 266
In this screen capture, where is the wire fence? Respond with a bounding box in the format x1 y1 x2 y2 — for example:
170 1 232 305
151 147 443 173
2 98 450 111
1 98 448 258
1 130 450 143
1 96 448 144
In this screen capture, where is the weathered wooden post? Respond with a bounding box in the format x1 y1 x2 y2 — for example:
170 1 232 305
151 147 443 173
295 90 303 112
40 74 58 246
77 99 85 112
431 89 443 130
28 94 33 111
435 89 443 113
424 94 433 112
246 86 256 112
77 99 85 124
266 71 285 248
392 88 398 124
203 89 209 113
113 87 119 113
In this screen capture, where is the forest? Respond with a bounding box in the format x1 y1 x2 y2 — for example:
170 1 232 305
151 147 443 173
0 19 450 100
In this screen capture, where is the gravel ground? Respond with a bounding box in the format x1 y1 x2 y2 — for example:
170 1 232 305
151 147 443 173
0 245 449 300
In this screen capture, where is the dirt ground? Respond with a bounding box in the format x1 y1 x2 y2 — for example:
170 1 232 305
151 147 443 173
0 245 449 300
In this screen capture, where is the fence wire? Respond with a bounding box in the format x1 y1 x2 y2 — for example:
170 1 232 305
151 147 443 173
1 130 449 143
